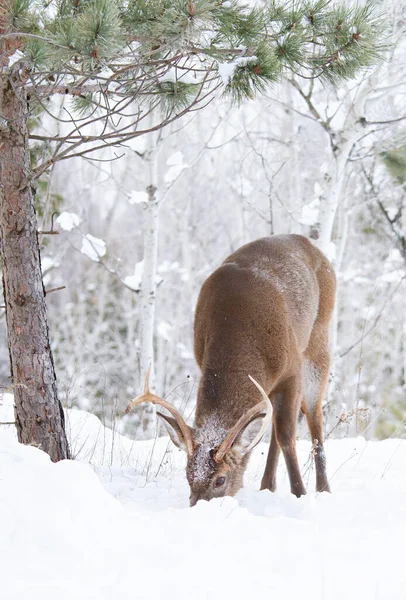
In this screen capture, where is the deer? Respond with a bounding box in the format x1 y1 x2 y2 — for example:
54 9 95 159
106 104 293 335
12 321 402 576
126 234 336 506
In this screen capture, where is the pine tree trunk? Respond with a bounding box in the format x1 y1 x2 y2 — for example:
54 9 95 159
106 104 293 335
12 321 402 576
0 68 70 461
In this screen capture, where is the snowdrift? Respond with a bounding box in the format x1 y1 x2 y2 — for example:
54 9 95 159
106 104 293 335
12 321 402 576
1 394 405 600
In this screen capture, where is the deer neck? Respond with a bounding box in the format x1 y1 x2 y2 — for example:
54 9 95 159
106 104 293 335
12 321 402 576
195 359 269 431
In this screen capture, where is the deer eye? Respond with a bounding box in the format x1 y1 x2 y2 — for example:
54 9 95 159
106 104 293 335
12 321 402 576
214 476 226 488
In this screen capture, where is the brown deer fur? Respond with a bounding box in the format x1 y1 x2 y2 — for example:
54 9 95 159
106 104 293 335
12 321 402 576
127 234 336 506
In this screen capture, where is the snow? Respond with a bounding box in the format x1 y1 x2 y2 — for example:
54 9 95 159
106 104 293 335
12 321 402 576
326 241 337 262
56 211 81 231
7 50 23 67
129 190 148 205
378 269 404 283
159 69 196 85
2 393 406 600
218 56 258 85
80 234 107 262
299 198 320 226
41 255 56 274
166 151 184 166
177 342 194 359
231 176 253 197
158 260 181 273
189 414 227 483
164 164 188 184
124 135 146 154
157 320 173 341
164 152 189 185
123 260 144 291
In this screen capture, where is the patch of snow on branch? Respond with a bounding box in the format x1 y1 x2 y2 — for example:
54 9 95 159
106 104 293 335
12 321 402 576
7 50 23 67
125 136 146 154
81 234 106 262
129 190 148 205
164 151 189 184
57 211 81 231
166 151 184 166
299 199 320 226
159 68 195 85
123 260 144 291
218 55 258 85
157 320 172 341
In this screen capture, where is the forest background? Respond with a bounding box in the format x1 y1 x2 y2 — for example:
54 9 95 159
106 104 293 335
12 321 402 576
1 0 405 445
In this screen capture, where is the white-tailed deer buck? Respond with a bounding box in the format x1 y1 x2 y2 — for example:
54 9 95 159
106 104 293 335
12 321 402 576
126 235 335 506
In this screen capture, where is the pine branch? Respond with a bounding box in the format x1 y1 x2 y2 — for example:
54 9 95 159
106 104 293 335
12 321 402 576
0 0 387 176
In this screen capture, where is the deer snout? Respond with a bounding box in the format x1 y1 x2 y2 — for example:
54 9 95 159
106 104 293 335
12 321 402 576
190 491 210 506
189 492 199 507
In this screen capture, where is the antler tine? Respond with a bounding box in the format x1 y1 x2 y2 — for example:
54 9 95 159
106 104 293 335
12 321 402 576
213 375 272 463
244 375 273 453
125 371 194 458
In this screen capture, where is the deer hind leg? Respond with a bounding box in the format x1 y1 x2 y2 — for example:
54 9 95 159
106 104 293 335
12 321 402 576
302 256 335 493
272 378 307 498
302 358 331 493
260 419 280 492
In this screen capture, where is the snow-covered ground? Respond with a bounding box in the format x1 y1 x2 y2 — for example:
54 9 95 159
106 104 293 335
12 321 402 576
1 393 405 600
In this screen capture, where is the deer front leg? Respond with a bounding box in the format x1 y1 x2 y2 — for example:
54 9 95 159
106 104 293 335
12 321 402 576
273 377 306 498
260 422 280 492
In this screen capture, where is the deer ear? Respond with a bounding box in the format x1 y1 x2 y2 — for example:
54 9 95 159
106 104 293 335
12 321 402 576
233 413 267 454
157 411 193 453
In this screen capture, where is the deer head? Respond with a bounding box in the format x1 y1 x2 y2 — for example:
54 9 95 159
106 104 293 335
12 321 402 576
126 368 272 506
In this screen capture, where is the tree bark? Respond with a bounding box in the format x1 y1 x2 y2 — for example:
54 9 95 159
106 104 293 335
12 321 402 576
0 68 70 461
138 192 160 438
137 127 160 438
315 130 358 256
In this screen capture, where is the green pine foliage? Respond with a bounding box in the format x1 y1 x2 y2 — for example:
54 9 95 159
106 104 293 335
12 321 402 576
70 92 97 117
214 4 266 48
75 1 124 63
312 2 385 83
222 42 282 103
6 0 35 32
152 80 201 116
381 145 406 185
3 0 386 124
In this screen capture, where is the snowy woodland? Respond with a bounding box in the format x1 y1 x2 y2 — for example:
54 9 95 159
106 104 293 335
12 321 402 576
1 0 406 598
3 0 404 440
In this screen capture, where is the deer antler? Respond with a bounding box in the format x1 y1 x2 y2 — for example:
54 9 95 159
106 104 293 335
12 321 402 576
125 365 194 457
213 375 272 462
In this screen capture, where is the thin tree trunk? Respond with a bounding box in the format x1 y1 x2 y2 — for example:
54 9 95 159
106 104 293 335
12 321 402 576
138 129 160 438
325 179 351 425
314 77 372 255
139 195 159 396
316 132 358 256
0 68 70 461
403 193 406 389
284 85 302 235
